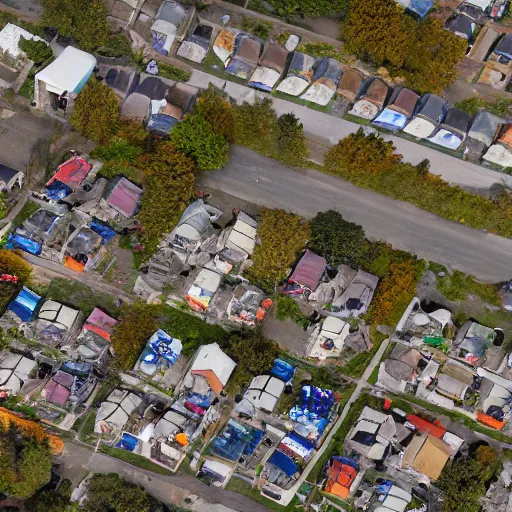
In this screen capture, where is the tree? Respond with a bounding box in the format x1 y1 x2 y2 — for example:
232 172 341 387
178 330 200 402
41 0 110 52
84 473 157 512
309 210 365 267
247 208 311 292
269 0 347 17
169 113 229 171
0 249 32 283
325 129 400 178
194 85 235 143
275 113 309 167
0 425 52 499
111 302 159 370
70 78 120 144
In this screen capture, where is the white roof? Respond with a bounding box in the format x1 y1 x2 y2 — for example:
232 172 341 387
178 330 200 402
463 0 492 9
403 117 436 139
192 268 222 293
202 459 232 478
276 76 310 96
359 406 389 424
191 343 236 387
0 23 45 58
322 316 348 335
382 494 409 512
35 46 96 95
38 300 79 331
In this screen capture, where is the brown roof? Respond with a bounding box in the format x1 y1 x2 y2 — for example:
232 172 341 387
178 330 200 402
363 79 388 107
411 434 451 480
390 88 419 116
214 29 235 52
237 37 262 63
337 68 364 102
260 42 288 73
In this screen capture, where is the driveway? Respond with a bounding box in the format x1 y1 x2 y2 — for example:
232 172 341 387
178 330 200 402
200 145 512 283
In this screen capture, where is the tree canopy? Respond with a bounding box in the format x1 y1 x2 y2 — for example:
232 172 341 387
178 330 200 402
194 85 235 143
70 78 120 144
309 210 365 267
0 249 32 283
41 0 110 52
341 0 466 94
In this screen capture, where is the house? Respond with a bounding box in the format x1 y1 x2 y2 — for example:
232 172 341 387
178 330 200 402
177 25 213 63
218 211 258 262
300 58 343 106
401 433 451 480
96 64 139 100
452 319 503 366
282 249 327 297
249 42 288 92
373 87 419 132
427 107 472 150
349 78 390 120
31 300 80 346
0 164 24 194
482 124 512 167
466 109 504 160
324 457 359 500
95 388 143 435
276 51 317 97
236 374 285 415
478 34 512 90
226 33 264 80
6 286 41 323
34 46 96 110
185 268 222 312
197 459 232 486
42 155 93 202
306 316 351 359
0 350 37 395
213 28 238 67
337 68 364 103
403 94 447 139
445 14 475 40
151 1 189 56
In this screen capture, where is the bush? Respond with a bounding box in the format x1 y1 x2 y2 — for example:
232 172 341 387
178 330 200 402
156 62 191 82
275 113 309 167
41 0 110 52
18 37 53 66
341 0 466 94
194 85 235 143
91 138 144 163
309 210 365 267
241 17 272 40
268 0 346 17
325 130 512 238
70 78 120 144
296 42 345 62
0 249 32 283
169 113 229 171
247 208 310 292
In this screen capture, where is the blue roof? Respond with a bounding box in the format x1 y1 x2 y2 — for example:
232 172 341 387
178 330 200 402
8 286 42 322
268 450 298 477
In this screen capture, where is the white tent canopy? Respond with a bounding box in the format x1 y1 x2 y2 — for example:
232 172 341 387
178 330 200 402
35 46 96 107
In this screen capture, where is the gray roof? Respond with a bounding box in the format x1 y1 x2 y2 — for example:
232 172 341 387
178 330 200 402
442 108 472 135
417 94 446 123
468 110 504 146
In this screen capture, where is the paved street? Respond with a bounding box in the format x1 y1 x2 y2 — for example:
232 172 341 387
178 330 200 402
200 145 512 283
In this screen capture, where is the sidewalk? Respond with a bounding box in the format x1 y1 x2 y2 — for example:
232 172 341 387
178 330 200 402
188 68 512 193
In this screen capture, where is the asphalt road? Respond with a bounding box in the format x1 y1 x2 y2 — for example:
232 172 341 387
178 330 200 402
200 145 512 283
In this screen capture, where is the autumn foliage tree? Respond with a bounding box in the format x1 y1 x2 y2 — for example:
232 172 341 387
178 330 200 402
276 113 309 167
70 78 120 144
0 249 32 283
247 208 311 292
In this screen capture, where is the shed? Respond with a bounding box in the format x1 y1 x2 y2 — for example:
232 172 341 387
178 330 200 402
288 249 326 292
190 343 236 394
403 94 447 138
300 58 342 106
445 14 475 40
226 34 264 79
177 24 213 63
427 107 472 149
337 68 364 102
249 43 288 92
7 287 41 322
373 87 419 131
403 434 451 480
0 164 24 193
468 109 504 146
34 46 96 109
494 33 512 61
349 78 389 120
276 52 316 96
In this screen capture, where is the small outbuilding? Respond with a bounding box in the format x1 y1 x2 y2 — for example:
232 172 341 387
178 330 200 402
427 107 472 150
337 68 364 103
403 94 447 139
373 87 419 132
300 58 342 106
276 51 316 96
349 78 389 120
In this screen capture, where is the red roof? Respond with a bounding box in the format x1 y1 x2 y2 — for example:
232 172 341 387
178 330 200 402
406 414 446 438
47 156 92 190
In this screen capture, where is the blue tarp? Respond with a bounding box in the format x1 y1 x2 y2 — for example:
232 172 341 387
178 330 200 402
90 220 116 243
226 58 254 79
268 450 298 477
212 420 252 461
408 0 433 17
288 431 315 451
7 233 42 255
332 456 360 471
147 114 181 137
244 428 264 455
271 359 295 382
7 286 41 321
115 432 140 452
43 180 73 200
372 108 408 131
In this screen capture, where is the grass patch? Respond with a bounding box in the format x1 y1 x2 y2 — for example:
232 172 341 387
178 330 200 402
455 95 512 117
157 62 192 82
10 201 39 229
275 295 309 327
367 340 395 385
388 393 512 443
434 269 501 305
45 278 121 317
307 393 383 482
18 76 34 100
74 411 97 445
241 16 272 40
99 445 173 476
225 476 301 512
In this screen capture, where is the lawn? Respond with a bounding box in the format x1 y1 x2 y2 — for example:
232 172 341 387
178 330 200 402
99 445 173 476
10 201 40 229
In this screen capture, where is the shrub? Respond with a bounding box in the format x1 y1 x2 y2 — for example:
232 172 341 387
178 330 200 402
296 42 345 62
268 0 347 17
275 113 309 167
91 138 144 163
41 0 110 52
156 62 191 82
18 37 53 66
194 85 235 143
247 208 310 292
0 249 32 283
169 113 229 171
309 210 365 267
241 17 272 40
70 78 120 144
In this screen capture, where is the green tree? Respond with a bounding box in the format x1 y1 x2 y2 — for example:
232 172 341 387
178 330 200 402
194 85 235 142
309 210 365 267
70 78 120 144
325 128 400 178
18 37 53 66
275 113 309 167
169 114 229 171
84 473 157 512
41 0 110 52
247 208 311 292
